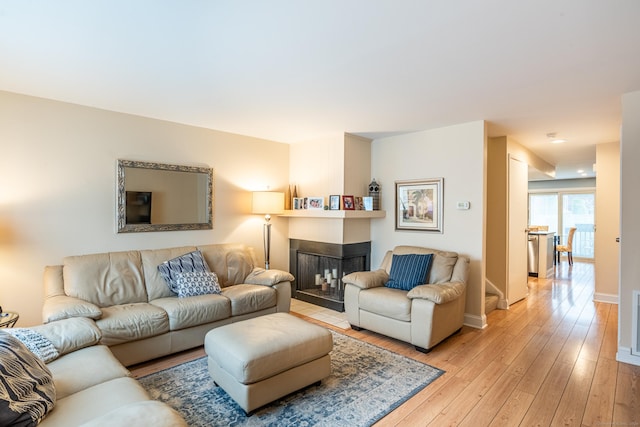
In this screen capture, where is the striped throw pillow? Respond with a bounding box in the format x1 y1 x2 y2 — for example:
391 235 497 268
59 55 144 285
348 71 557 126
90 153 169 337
157 250 210 293
385 253 434 291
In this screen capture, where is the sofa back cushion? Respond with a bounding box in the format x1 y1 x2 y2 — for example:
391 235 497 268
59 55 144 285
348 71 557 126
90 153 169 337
140 246 198 300
382 246 459 285
63 251 147 307
197 244 256 287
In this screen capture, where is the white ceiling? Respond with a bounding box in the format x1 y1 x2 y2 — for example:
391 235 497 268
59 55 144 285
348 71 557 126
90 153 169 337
2 1 639 180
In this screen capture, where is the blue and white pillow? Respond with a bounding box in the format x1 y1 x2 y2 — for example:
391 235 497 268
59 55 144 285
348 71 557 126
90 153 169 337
385 253 434 291
157 250 210 293
174 271 221 298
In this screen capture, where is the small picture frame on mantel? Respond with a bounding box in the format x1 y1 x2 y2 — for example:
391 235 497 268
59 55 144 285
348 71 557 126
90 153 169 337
342 195 355 210
363 196 374 211
308 197 324 210
329 195 341 210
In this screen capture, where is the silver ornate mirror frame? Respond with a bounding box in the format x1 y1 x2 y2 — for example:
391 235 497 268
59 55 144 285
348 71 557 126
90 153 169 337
116 159 214 233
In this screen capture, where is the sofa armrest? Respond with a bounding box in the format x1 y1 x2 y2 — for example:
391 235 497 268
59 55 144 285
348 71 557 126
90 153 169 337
31 317 102 357
244 267 294 286
42 295 102 323
406 282 465 304
342 269 389 290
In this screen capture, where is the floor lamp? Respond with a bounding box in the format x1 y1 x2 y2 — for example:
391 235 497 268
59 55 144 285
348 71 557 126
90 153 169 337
252 191 284 269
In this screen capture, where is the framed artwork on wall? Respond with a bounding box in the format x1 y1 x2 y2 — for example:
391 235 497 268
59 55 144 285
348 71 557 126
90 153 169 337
395 178 443 232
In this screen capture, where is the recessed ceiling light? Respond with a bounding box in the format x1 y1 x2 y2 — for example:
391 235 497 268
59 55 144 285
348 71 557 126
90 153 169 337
546 132 567 144
577 169 584 173
581 173 588 177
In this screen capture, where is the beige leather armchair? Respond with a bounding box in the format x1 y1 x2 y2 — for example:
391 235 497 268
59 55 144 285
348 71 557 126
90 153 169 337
343 246 469 353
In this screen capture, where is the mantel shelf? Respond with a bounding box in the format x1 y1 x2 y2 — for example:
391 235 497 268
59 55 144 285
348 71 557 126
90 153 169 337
280 210 386 219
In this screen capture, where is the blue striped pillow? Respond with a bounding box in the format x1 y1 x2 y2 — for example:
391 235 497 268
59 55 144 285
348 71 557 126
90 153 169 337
385 254 434 291
157 250 210 293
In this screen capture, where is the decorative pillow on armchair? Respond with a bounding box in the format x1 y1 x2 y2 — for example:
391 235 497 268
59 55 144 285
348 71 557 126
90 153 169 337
174 271 222 298
157 250 211 293
385 253 434 291
0 331 56 427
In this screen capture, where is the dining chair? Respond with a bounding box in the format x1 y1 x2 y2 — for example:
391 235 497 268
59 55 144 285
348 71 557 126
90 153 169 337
556 227 577 265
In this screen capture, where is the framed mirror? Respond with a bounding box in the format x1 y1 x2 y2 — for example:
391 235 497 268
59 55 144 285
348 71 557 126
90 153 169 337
117 159 213 233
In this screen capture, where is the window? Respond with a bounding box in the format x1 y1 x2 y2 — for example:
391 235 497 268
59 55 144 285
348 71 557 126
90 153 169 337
529 191 595 260
529 193 558 233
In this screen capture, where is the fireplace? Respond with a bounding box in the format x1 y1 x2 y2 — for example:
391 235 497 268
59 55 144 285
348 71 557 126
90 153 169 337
289 239 370 311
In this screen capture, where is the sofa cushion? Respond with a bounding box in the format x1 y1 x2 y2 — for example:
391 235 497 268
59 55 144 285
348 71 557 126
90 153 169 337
63 251 147 307
428 252 459 284
385 254 433 291
96 303 169 346
174 271 221 298
46 345 130 400
140 246 197 301
0 331 56 427
198 244 256 287
359 286 412 322
79 400 188 427
221 284 277 316
38 377 150 427
157 250 210 293
150 294 231 331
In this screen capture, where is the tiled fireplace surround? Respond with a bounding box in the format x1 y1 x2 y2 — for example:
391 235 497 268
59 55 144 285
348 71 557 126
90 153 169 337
289 238 371 312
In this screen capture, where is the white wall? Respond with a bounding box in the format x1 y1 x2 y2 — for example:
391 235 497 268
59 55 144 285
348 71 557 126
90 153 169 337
619 90 640 365
595 142 620 302
0 91 290 326
371 121 486 324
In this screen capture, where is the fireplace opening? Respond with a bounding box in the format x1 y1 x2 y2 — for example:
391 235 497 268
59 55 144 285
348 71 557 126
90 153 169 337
289 239 370 312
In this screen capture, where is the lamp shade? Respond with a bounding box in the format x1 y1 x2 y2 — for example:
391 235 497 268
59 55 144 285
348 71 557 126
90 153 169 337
252 191 284 215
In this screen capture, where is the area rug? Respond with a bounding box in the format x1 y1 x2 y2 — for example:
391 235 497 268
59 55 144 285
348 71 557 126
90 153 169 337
139 331 444 426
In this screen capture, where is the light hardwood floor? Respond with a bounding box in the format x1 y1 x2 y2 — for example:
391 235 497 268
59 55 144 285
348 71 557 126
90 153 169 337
130 261 639 426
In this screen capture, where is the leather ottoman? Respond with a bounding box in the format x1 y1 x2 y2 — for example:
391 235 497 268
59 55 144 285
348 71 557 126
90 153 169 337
204 312 333 413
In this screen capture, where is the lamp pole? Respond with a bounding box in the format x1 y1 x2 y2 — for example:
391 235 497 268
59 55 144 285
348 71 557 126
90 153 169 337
263 213 272 270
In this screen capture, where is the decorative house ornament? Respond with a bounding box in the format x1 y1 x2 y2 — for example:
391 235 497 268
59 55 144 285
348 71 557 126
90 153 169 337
368 179 380 210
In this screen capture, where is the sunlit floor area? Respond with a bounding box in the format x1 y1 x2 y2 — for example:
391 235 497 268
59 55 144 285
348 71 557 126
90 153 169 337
290 298 350 330
131 261 639 426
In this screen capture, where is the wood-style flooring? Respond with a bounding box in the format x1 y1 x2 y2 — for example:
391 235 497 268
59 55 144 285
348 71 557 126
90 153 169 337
130 261 640 426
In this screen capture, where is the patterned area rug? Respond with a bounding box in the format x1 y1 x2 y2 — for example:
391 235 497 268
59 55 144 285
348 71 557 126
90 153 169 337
139 331 444 426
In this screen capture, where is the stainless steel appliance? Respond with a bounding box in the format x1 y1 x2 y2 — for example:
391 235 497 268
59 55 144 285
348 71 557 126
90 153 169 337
528 234 539 276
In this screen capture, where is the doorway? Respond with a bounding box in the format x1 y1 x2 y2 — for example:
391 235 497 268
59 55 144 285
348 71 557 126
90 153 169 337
529 191 595 261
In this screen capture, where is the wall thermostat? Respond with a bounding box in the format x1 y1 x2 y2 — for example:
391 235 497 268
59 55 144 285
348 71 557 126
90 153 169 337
456 201 470 210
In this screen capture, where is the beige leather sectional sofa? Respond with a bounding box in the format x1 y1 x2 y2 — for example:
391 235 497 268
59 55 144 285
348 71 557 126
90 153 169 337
343 245 469 352
3 317 188 426
42 243 294 366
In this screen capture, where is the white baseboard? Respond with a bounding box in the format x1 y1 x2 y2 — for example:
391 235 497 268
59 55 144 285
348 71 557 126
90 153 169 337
497 299 509 310
464 313 487 329
594 293 619 304
617 346 640 366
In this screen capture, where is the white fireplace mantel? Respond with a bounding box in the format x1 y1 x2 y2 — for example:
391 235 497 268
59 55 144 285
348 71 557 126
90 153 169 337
280 210 386 219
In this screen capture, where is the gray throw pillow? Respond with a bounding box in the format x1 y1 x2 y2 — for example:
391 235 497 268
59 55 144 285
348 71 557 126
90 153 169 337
174 271 222 298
